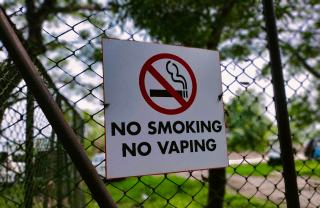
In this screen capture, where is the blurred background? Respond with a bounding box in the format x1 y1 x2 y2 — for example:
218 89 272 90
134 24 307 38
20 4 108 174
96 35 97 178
0 0 319 207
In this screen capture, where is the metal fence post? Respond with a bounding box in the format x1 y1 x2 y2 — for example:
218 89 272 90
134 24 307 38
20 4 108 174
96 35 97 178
262 0 300 207
25 89 34 208
0 8 117 208
43 128 56 208
56 95 63 208
72 108 83 208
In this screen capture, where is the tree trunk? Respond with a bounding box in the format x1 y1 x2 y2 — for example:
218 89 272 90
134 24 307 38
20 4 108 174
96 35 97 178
206 168 226 208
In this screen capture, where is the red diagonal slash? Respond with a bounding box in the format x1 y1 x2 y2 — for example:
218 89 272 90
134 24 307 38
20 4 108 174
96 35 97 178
146 65 187 106
139 53 197 115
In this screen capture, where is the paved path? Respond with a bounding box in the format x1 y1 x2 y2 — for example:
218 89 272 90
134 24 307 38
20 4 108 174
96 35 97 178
228 151 307 165
176 170 320 208
175 152 320 208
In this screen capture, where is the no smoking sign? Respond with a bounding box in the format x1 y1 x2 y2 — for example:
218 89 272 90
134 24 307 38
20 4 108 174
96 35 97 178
139 53 197 115
103 38 228 179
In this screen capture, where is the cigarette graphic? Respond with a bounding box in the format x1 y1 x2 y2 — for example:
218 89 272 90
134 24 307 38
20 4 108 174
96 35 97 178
150 89 187 98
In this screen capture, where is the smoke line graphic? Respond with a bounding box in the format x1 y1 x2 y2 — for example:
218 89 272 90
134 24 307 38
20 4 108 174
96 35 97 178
149 61 189 98
166 61 188 98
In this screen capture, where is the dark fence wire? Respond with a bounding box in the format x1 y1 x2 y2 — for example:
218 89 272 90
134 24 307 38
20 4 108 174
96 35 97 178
0 1 319 207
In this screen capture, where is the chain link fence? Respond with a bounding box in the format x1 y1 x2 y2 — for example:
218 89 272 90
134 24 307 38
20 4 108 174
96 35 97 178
0 0 319 207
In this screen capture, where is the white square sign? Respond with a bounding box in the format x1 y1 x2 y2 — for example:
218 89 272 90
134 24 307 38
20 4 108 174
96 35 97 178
103 38 228 179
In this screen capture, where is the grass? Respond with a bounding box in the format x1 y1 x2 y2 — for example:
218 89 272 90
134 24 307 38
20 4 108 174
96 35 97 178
1 160 318 207
84 160 320 207
226 163 282 177
226 160 320 177
0 182 24 207
225 192 281 208
104 175 207 208
85 175 282 208
295 160 320 176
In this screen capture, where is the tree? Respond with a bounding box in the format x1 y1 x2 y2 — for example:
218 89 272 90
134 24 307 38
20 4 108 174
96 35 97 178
1 0 319 206
0 0 110 129
287 89 320 142
1 1 110 207
110 0 262 53
110 0 319 74
107 0 319 207
225 89 274 152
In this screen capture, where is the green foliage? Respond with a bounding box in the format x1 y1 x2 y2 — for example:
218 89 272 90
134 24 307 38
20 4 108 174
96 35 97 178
219 43 252 61
110 0 262 51
308 129 320 140
288 95 316 128
110 0 320 73
88 15 106 28
79 30 91 40
109 0 320 140
276 1 320 77
0 0 110 110
288 93 320 141
225 89 274 152
257 63 270 80
82 110 105 158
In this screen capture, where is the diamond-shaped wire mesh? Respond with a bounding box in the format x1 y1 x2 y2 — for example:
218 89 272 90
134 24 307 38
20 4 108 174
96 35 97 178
0 1 319 207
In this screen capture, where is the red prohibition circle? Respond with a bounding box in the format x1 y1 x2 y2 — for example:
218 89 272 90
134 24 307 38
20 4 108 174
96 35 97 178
139 53 197 115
